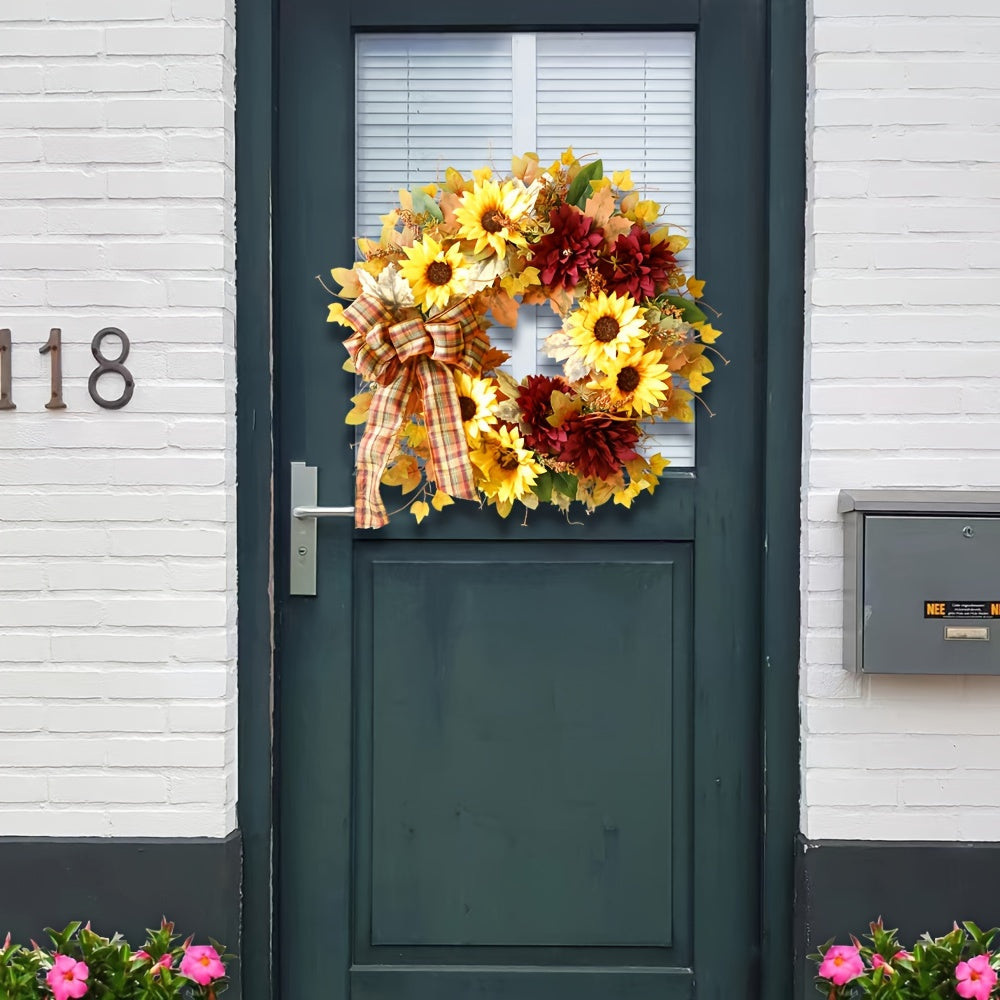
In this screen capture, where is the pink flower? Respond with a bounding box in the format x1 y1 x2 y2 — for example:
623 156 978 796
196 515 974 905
46 954 89 1000
895 950 913 961
180 944 226 986
818 944 865 986
872 954 894 975
956 954 997 1000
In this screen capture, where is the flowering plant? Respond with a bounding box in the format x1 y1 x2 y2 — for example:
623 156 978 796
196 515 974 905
0 920 230 1000
326 148 724 529
813 919 1000 1000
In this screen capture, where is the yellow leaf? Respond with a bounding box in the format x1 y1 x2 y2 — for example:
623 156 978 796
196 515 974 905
686 276 706 299
342 356 357 373
345 391 373 426
500 265 540 297
633 199 660 224
520 491 539 510
694 321 722 344
666 235 690 255
382 454 421 493
431 491 454 511
472 166 493 183
589 176 612 193
665 389 695 422
331 266 361 299
687 370 711 393
620 191 639 215
327 302 350 326
420 183 438 198
648 452 670 476
612 169 634 191
445 167 468 192
547 390 583 428
411 500 430 524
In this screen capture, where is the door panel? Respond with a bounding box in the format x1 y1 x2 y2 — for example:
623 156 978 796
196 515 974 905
354 544 689 960
275 0 766 997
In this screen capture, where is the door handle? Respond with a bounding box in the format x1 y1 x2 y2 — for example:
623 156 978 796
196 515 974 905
289 462 353 596
292 505 355 519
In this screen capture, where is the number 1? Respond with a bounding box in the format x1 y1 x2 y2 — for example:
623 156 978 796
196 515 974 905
39 327 66 410
0 329 13 411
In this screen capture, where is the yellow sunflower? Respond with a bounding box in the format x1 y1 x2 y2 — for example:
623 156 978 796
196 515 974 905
454 178 538 260
454 371 498 440
564 291 648 372
398 235 470 312
470 425 544 517
588 347 672 416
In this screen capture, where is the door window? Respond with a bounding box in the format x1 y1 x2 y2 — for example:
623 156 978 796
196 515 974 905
355 31 697 465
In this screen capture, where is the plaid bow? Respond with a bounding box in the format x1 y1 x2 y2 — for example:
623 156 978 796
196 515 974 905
342 294 491 529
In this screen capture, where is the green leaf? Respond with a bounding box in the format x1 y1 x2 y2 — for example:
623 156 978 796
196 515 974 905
661 293 708 325
566 159 603 208
411 188 443 223
533 472 553 504
552 471 578 499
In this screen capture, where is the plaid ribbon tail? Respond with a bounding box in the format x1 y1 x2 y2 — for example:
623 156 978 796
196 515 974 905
354 367 415 529
414 357 478 502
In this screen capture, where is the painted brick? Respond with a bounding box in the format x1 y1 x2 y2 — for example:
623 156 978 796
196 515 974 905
804 4 1000 841
0 8 236 837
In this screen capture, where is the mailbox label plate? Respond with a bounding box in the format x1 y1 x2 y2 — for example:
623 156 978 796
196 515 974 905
924 600 1000 619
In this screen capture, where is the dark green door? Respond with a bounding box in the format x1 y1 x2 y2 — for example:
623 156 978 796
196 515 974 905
274 1 766 998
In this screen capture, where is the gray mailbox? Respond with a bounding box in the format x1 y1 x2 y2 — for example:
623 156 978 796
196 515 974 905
840 490 1000 674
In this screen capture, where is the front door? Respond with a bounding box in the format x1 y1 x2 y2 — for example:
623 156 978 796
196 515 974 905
274 1 767 997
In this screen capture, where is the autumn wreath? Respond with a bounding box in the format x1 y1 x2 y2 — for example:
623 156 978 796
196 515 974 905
326 148 724 529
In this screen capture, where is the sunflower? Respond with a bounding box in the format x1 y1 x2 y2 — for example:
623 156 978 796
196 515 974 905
454 371 498 440
470 425 544 516
454 178 538 260
561 291 648 373
398 235 471 312
588 347 673 416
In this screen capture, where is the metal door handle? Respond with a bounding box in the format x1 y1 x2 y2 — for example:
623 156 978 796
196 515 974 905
292 505 355 518
289 462 353 596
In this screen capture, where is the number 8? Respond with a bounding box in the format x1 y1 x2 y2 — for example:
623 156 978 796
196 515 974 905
89 327 135 410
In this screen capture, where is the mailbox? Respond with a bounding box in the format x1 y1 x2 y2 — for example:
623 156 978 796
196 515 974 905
840 490 1000 674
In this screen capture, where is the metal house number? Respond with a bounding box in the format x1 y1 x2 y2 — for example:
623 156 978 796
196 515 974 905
0 327 134 411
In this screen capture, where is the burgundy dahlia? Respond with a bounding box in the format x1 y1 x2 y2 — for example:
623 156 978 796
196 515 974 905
558 413 641 480
531 204 605 290
517 374 571 454
596 223 677 301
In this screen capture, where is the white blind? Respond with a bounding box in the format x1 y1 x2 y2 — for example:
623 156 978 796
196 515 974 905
355 32 697 466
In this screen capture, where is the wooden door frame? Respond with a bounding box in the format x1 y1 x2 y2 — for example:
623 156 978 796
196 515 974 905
234 0 805 996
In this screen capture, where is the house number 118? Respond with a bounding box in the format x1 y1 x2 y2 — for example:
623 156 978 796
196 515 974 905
0 327 134 411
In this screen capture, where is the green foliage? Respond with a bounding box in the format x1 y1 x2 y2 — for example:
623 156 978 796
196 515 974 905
566 159 603 208
812 919 1000 999
0 921 232 1000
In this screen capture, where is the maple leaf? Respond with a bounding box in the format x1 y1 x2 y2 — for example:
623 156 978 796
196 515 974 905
479 346 512 372
500 265 541 297
664 389 695 422
648 452 670 476
331 266 361 299
546 390 582 428
382 455 421 493
687 370 711 393
345 391 372 426
686 276 706 300
694 321 723 344
431 491 454 511
480 286 519 328
411 500 430 524
612 169 634 191
328 302 349 326
357 264 415 310
342 356 356 374
583 186 616 228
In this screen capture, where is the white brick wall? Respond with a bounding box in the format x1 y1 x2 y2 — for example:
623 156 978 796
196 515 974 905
0 0 236 837
804 1 1000 840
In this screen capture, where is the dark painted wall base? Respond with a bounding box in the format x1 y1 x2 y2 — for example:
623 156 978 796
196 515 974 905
796 834 1000 998
0 832 241 994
